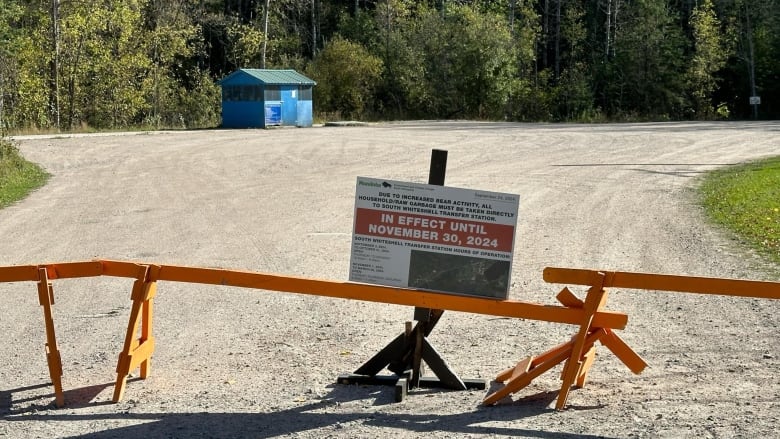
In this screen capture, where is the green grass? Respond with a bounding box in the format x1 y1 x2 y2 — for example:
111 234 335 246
0 139 49 208
699 156 780 265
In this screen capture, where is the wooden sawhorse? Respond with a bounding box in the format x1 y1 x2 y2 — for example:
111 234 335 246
484 267 780 409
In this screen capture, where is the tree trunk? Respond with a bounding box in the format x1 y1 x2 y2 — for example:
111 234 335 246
509 0 516 35
0 72 4 135
262 0 270 68
745 3 758 119
50 0 60 130
554 0 561 79
311 0 317 56
605 0 611 62
542 0 549 68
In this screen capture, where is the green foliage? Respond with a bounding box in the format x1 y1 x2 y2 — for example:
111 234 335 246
398 4 518 119
700 157 780 264
81 1 150 129
308 36 383 119
0 2 22 134
4 0 221 131
0 139 48 208
508 77 554 121
226 20 265 68
337 10 379 50
174 70 221 128
2 0 780 129
607 0 688 119
0 2 22 59
554 63 595 121
143 2 205 128
9 15 50 130
367 0 426 118
687 0 728 119
751 0 780 118
551 4 596 121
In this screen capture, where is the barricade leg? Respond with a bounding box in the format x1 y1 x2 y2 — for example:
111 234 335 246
600 328 647 374
575 345 598 388
37 267 65 407
556 273 609 410
112 265 159 402
555 286 601 388
483 329 604 406
483 344 569 406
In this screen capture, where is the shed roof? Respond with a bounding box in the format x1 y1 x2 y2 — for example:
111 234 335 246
221 69 316 86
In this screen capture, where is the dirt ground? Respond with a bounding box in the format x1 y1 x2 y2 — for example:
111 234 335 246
1 121 779 438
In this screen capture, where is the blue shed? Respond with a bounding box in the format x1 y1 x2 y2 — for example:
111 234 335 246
220 69 316 128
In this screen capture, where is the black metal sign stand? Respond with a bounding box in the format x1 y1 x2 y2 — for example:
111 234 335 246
337 149 486 401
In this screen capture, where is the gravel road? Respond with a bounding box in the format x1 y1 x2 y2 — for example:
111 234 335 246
1 121 779 438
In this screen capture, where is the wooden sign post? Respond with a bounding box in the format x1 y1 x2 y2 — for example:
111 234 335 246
338 149 485 400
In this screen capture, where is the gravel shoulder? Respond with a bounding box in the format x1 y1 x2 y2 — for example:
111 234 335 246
1 121 779 438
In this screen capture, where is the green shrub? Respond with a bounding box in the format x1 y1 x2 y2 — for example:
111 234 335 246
0 139 48 208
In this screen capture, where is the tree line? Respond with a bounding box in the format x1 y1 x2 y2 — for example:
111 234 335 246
1 0 777 132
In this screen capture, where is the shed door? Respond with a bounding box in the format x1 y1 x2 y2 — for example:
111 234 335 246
281 88 299 125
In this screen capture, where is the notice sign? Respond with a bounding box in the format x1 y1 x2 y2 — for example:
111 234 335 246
349 177 520 299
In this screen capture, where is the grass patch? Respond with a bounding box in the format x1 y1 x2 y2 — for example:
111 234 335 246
699 156 780 265
0 139 49 208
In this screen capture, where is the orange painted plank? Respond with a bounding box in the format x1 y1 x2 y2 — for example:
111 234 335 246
556 287 583 308
494 357 534 384
544 267 780 300
1 260 628 327
0 265 39 282
601 328 647 374
544 267 606 288
37 269 65 407
42 261 104 279
127 338 156 372
531 339 575 368
610 271 780 299
154 264 628 329
556 283 608 410
495 365 515 383
576 346 597 388
510 356 534 381
140 298 154 379
483 342 575 406
101 260 150 279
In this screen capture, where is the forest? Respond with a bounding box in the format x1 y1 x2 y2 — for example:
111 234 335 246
0 0 778 132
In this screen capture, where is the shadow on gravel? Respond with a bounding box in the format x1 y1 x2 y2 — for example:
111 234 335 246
0 383 53 414
60 383 121 409
1 384 615 439
0 380 140 415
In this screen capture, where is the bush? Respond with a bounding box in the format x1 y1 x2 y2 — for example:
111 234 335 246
0 139 48 208
307 36 383 120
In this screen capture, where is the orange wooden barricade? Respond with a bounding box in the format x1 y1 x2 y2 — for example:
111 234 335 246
1 261 778 410
482 267 780 409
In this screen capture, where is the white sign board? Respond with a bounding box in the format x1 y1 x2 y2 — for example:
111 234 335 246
349 177 520 299
750 96 761 105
